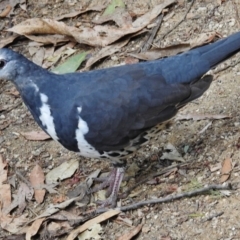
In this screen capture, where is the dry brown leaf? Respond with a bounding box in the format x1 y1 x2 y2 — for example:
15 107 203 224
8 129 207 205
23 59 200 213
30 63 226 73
25 34 74 45
0 34 19 48
190 32 218 48
0 154 8 184
20 130 51 141
25 218 46 240
0 5 12 17
8 0 176 47
29 165 46 204
176 113 230 121
0 213 28 234
0 155 11 211
30 196 84 222
0 184 11 210
55 5 106 21
220 158 232 183
118 224 143 240
32 48 45 66
3 181 34 215
67 209 121 240
84 39 129 70
47 221 72 236
125 56 139 65
93 8 132 28
129 43 190 60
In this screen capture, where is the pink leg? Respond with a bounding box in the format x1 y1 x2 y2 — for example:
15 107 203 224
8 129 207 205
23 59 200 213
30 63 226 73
92 167 125 207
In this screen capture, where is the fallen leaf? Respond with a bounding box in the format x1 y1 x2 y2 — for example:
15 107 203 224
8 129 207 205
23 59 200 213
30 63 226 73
0 5 12 17
47 221 72 237
25 218 46 240
20 130 51 141
26 34 74 45
0 213 28 234
190 32 219 48
44 42 77 68
160 143 184 162
52 51 87 74
176 113 230 121
78 223 102 240
46 159 79 184
67 209 121 240
84 39 129 70
29 165 46 203
0 155 11 210
32 47 45 66
30 196 85 221
220 158 232 183
55 5 106 21
93 0 132 28
129 44 191 61
124 56 139 65
67 169 101 198
0 154 8 184
8 0 176 47
117 224 143 240
0 34 19 48
3 181 34 215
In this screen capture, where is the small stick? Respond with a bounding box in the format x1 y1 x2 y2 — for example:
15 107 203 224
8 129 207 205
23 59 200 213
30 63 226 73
141 14 164 52
202 211 224 222
71 183 232 227
157 0 195 43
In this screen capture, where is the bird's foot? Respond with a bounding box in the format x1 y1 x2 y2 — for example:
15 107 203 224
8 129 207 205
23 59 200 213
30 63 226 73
91 167 125 208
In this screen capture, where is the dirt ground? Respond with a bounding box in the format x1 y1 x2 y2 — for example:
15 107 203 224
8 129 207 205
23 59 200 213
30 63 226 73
1 0 240 239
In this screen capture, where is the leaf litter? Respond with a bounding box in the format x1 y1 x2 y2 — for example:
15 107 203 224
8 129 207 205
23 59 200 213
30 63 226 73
7 0 176 47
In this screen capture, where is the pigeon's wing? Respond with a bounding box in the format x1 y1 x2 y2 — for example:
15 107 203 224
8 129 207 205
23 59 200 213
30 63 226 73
77 70 212 151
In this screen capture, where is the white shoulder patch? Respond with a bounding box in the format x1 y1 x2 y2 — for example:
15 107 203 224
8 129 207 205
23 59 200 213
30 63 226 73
75 106 101 158
39 93 59 141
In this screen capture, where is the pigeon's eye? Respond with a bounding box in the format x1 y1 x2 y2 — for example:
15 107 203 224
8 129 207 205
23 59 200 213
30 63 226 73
0 60 6 69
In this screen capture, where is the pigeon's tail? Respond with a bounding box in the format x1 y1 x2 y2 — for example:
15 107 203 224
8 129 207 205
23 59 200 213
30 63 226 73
178 75 213 108
199 31 240 68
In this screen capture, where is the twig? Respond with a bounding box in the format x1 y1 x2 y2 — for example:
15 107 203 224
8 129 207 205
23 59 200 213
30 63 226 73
97 183 232 214
5 100 22 113
16 170 32 188
141 14 164 52
157 0 195 43
202 211 224 222
69 183 233 227
121 161 192 198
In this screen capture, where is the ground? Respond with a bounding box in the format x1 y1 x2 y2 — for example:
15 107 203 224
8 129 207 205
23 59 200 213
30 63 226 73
1 0 240 239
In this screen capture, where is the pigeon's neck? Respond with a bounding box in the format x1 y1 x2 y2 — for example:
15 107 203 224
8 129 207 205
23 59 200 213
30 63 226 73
14 63 52 92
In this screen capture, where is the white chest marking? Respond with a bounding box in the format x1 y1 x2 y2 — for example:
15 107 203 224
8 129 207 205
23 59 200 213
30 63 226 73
39 93 59 141
75 107 101 158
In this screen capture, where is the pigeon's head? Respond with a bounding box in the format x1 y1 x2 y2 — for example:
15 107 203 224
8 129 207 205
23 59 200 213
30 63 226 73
0 48 31 83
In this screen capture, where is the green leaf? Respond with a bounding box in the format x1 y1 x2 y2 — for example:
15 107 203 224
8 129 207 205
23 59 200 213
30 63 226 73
52 52 87 74
103 0 125 16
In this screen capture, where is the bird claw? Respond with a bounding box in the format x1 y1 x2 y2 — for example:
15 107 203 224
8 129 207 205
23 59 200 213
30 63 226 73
91 167 125 207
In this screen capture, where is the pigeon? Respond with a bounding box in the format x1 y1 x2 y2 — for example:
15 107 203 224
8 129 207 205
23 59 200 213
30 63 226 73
1 31 240 207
